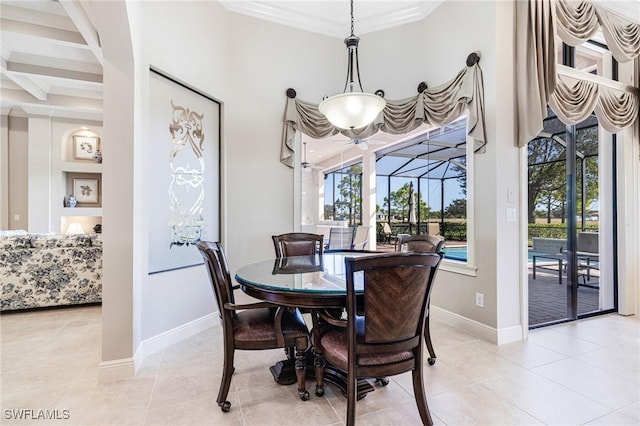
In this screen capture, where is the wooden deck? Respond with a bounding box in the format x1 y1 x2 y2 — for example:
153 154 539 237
370 242 601 327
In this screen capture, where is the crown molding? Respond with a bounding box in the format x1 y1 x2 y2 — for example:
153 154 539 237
219 1 445 38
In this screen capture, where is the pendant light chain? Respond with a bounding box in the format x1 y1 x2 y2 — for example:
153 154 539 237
350 0 355 36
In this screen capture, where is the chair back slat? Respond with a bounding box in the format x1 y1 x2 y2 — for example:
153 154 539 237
397 234 445 253
364 266 431 343
345 253 442 351
272 233 324 257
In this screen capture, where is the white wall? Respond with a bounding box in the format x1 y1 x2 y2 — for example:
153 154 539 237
223 13 343 274
93 0 517 372
5 115 28 230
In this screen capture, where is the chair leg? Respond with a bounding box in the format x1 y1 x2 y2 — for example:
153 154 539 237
217 346 234 412
314 351 326 397
424 316 436 365
311 310 326 397
294 336 310 401
412 363 434 426
346 368 357 426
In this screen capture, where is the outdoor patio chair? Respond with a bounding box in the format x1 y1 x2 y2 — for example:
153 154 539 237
326 227 355 250
381 222 396 245
576 232 599 288
428 222 441 236
351 225 370 250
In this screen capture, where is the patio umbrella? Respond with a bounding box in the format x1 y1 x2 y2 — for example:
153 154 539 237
408 182 417 233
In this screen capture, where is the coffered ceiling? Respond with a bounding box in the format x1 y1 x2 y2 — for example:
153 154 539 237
0 0 103 120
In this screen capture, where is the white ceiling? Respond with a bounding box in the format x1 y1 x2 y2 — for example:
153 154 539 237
1 0 638 161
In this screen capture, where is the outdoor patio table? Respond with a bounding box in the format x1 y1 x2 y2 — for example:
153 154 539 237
532 252 565 284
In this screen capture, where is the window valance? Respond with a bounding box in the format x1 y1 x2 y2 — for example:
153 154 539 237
556 0 639 63
281 55 487 167
550 70 640 133
516 0 639 147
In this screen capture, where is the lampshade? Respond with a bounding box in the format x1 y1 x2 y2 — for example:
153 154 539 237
319 0 386 130
319 92 385 130
65 223 84 235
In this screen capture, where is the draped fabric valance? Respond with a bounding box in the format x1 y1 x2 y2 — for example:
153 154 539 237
556 0 640 63
281 59 487 167
549 74 640 133
516 0 640 147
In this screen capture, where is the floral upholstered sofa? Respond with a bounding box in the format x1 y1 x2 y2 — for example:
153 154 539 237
0 233 102 311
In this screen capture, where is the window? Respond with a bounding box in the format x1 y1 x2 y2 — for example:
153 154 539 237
323 162 362 226
375 118 469 262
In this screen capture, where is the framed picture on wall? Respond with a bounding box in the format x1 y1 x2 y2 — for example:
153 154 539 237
73 135 100 160
147 69 221 274
73 178 99 204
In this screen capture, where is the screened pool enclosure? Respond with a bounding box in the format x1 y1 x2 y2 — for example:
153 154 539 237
322 118 468 247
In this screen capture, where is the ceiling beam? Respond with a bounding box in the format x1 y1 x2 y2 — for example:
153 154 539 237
60 0 103 65
6 62 102 84
1 18 86 47
0 57 48 101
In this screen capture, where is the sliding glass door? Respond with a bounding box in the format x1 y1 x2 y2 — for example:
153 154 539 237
528 109 615 327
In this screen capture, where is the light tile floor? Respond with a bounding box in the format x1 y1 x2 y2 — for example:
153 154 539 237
1 306 638 425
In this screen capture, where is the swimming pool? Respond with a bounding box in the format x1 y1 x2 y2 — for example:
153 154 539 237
443 246 467 261
444 246 541 262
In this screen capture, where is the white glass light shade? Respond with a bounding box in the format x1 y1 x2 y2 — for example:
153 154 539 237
319 92 386 130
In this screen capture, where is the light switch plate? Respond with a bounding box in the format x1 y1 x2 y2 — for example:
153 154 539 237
506 208 516 222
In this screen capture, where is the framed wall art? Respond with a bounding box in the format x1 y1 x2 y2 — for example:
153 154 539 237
73 135 100 160
147 68 221 274
73 178 100 204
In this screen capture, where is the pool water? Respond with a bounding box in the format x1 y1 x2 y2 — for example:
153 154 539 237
443 246 467 261
443 246 541 263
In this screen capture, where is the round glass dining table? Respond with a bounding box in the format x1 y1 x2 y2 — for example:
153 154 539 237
234 251 378 399
234 252 371 309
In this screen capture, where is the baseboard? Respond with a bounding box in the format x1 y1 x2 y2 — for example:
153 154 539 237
430 305 524 345
97 357 136 382
96 314 217 381
497 325 525 345
140 313 218 359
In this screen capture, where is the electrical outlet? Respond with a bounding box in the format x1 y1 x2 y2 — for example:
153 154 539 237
475 292 484 308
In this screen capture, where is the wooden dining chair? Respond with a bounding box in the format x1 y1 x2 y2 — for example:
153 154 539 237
395 234 445 365
196 241 311 412
272 232 324 257
397 234 445 254
314 252 443 426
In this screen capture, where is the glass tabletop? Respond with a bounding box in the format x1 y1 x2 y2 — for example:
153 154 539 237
235 252 374 294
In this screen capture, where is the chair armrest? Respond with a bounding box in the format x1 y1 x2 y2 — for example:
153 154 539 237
317 309 347 328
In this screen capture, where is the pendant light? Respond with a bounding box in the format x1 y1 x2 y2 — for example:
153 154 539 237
318 0 386 130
